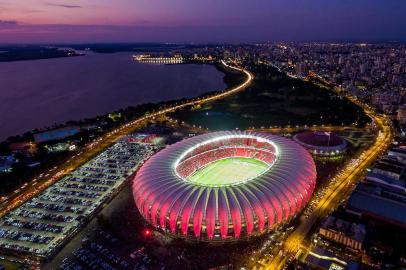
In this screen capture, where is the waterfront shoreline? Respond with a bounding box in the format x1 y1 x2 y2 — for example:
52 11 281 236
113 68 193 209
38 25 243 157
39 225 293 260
0 60 251 216
0 62 232 144
0 53 227 142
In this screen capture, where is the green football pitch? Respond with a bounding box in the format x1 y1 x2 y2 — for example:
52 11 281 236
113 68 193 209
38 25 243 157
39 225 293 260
187 157 269 187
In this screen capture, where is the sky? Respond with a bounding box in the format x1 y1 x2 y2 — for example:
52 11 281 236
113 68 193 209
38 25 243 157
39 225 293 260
0 0 405 43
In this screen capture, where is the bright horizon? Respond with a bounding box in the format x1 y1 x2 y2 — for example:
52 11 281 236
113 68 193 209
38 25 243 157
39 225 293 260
1 0 405 43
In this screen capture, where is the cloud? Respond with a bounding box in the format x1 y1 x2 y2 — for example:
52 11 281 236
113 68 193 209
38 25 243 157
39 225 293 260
46 3 82 9
0 20 17 25
0 20 405 44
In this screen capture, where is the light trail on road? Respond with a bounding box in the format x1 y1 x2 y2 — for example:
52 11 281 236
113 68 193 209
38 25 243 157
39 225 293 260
258 94 393 270
0 60 253 218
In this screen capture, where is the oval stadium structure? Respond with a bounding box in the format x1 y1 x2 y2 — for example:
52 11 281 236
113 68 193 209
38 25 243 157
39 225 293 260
132 131 317 241
293 131 347 156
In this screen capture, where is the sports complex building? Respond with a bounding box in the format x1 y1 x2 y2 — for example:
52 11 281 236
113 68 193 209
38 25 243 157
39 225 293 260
132 131 317 241
293 131 348 157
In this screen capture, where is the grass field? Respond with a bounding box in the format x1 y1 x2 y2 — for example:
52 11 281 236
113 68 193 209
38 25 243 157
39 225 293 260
188 157 269 186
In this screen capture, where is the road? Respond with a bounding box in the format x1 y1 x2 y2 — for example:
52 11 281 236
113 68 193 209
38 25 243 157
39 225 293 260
0 60 254 218
258 94 393 270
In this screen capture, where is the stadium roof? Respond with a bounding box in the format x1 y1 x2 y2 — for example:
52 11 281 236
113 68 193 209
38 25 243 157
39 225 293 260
132 131 317 240
293 131 347 154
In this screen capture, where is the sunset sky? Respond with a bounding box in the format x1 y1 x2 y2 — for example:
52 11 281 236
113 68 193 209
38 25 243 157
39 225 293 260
0 0 405 43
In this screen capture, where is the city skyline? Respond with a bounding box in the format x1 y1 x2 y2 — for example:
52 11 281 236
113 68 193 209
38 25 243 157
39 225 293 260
1 1 406 268
1 0 406 43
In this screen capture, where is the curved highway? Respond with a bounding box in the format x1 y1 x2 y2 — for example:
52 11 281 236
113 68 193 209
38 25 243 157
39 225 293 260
260 90 393 270
0 60 254 218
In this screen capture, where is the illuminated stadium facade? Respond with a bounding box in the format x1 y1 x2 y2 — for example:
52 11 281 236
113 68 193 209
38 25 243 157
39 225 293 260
132 131 317 241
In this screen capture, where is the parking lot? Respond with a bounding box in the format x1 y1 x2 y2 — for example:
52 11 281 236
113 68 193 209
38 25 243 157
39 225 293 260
59 229 153 270
0 135 157 259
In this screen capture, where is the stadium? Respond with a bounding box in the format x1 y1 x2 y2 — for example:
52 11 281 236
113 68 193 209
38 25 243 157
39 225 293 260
132 131 317 241
293 131 347 157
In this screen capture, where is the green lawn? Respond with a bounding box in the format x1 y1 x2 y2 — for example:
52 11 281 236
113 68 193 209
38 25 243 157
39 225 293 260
188 157 269 187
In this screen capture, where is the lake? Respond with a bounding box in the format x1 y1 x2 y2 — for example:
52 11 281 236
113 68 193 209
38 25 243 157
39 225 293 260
0 52 226 140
